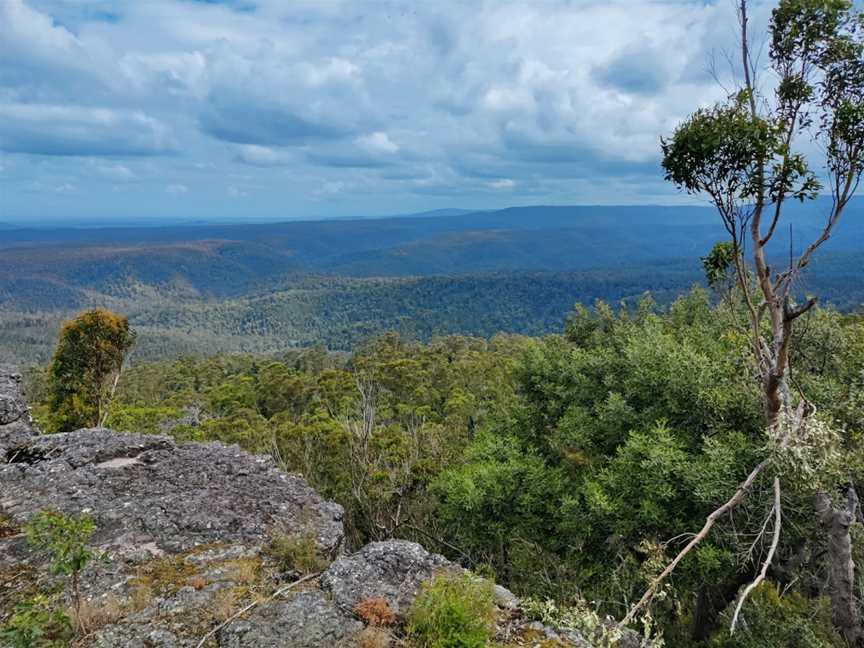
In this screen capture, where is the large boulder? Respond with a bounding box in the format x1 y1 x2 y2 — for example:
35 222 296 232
0 428 344 557
320 540 454 616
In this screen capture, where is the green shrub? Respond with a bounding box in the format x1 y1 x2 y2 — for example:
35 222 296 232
406 572 496 648
0 594 73 648
710 583 843 648
25 510 96 633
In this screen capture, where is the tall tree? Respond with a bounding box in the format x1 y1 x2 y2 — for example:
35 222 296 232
625 1 864 643
48 309 136 432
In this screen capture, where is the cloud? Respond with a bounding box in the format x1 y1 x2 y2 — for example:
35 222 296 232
94 163 136 181
0 103 177 156
200 50 369 146
0 0 774 220
487 178 516 190
356 132 399 155
166 183 188 194
233 144 295 167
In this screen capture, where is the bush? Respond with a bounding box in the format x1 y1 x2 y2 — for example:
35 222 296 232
406 572 496 648
710 583 843 648
25 509 96 633
0 594 73 648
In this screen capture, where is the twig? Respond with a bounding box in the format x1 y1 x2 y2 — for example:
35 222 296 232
730 476 782 634
194 571 320 648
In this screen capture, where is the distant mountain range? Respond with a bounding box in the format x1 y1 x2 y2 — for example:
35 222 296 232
1 200 861 364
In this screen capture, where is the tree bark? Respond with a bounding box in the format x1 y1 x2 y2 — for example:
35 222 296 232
816 487 862 646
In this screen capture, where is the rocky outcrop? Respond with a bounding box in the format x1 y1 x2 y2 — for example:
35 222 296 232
0 366 615 647
0 364 36 452
1 428 344 557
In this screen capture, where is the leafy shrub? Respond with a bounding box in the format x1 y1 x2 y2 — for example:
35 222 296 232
25 510 96 633
0 594 73 648
710 583 843 648
405 572 496 648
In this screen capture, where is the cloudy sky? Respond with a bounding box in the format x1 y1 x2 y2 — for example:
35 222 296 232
0 0 775 223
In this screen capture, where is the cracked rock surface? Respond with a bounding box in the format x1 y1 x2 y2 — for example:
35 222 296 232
0 364 35 451
0 428 344 556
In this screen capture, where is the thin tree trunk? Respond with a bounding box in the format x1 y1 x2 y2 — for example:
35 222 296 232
816 488 862 646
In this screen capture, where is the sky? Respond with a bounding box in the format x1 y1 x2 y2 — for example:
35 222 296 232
0 0 779 224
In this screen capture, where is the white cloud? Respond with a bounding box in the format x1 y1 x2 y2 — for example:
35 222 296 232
356 132 399 155
94 163 136 181
487 178 516 190
234 144 294 167
166 183 188 194
0 0 781 218
0 103 176 156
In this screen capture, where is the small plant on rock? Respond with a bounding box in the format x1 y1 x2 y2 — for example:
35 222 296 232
355 597 396 627
405 571 496 648
0 594 73 648
265 530 329 575
25 510 96 633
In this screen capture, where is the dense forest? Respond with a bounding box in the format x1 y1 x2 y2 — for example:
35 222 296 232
24 291 864 646
1 200 862 365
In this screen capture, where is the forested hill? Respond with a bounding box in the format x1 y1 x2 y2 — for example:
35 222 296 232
1 201 861 364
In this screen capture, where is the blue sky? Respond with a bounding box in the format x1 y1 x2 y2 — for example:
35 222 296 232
0 0 776 223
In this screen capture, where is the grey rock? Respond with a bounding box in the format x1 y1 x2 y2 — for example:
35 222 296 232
320 539 454 616
493 583 520 610
218 591 363 647
92 626 181 648
0 364 35 451
0 427 344 556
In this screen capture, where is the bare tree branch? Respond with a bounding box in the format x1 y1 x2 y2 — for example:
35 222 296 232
730 476 782 634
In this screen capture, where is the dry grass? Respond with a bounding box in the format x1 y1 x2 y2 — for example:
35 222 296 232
187 575 207 591
222 558 260 586
211 588 240 623
68 595 126 635
356 626 393 648
265 531 330 575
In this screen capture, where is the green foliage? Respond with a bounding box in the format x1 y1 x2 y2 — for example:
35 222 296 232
46 308 136 432
20 294 863 646
0 595 73 648
25 509 96 635
711 583 843 648
26 510 95 580
701 242 737 290
522 597 664 648
406 572 496 648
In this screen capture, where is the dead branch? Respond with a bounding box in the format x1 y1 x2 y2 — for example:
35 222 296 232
622 459 768 625
730 476 782 634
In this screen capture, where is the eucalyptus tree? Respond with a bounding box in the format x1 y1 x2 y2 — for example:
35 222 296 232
625 1 864 642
